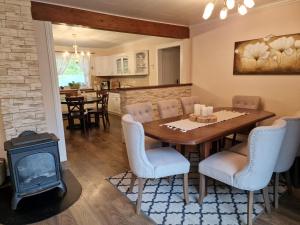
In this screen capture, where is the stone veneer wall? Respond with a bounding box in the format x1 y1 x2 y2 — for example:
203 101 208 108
120 85 192 120
0 0 47 141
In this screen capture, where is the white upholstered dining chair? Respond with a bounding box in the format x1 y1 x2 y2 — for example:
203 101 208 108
231 95 261 145
157 99 180 119
180 96 201 115
198 119 287 225
122 114 190 214
229 115 300 209
125 102 161 149
273 116 300 208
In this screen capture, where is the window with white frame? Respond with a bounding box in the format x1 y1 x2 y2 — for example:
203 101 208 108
56 52 91 88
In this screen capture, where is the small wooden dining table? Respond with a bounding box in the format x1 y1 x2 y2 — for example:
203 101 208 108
60 96 102 105
143 107 275 158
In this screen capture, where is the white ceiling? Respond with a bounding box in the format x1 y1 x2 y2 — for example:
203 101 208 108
36 0 282 26
52 24 150 48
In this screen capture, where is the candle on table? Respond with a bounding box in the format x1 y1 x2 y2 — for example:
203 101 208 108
206 106 214 115
199 104 206 115
202 107 209 116
194 104 201 115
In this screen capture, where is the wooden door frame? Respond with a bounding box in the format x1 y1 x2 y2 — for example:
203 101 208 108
31 1 190 39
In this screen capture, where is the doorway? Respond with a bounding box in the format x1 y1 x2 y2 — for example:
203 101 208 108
158 46 180 85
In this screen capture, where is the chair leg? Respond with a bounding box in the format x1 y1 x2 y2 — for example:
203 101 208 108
180 145 186 156
262 187 271 214
102 115 106 129
136 178 145 215
274 172 279 209
183 173 189 204
232 133 237 146
198 173 206 204
285 171 293 195
247 191 254 225
105 112 110 126
129 173 136 193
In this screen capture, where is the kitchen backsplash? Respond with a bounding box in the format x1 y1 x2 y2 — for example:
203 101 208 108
92 76 149 89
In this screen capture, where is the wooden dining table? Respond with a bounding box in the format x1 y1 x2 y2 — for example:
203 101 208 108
143 107 275 158
60 96 102 105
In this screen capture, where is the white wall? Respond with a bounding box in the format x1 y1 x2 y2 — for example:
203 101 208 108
34 21 67 161
190 1 300 116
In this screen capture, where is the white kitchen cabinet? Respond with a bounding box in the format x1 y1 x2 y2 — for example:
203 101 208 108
108 92 121 115
113 53 134 75
94 56 113 76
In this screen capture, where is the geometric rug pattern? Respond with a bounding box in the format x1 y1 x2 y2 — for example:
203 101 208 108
108 152 286 225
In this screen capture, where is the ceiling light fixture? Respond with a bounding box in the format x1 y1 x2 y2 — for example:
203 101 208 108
238 4 248 15
220 7 228 20
226 0 235 10
203 0 255 21
63 34 90 63
244 0 255 8
203 2 215 20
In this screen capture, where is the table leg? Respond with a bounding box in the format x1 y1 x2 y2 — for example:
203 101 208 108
203 142 212 158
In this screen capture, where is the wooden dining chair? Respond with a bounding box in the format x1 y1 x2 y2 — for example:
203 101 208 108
66 96 88 134
198 119 287 225
88 92 110 129
122 114 190 214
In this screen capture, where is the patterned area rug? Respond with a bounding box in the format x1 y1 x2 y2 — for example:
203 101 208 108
108 152 285 225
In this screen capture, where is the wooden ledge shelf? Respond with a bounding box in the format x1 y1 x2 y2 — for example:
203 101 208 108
117 83 192 91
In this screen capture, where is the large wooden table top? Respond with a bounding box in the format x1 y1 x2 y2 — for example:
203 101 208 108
143 107 275 146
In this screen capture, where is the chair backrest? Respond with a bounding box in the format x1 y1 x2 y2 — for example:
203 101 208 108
125 102 153 123
99 92 109 111
274 116 300 172
234 119 287 191
180 96 201 114
66 96 85 115
157 99 180 119
232 95 261 110
121 114 154 178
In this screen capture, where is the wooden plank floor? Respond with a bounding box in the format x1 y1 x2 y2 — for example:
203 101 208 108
33 115 300 225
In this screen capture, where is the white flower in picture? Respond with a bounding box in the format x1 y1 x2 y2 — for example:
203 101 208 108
243 42 270 61
269 36 295 55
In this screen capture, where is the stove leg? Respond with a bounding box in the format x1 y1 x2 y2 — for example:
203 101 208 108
57 181 67 198
11 193 22 210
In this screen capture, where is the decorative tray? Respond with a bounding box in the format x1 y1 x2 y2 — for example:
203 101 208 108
189 114 217 123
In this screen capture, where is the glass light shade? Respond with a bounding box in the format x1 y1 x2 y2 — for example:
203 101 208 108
203 2 215 20
238 4 248 15
63 51 69 57
80 51 85 56
244 0 255 8
219 7 228 20
226 0 235 10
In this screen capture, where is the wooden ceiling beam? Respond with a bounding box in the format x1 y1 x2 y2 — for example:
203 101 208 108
31 1 190 39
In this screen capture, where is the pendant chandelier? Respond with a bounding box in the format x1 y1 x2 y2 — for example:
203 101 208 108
63 34 90 63
203 0 255 20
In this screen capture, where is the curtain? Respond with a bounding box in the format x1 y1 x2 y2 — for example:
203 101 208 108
55 52 71 76
78 55 91 87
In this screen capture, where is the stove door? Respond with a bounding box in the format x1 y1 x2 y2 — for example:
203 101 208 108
16 152 58 194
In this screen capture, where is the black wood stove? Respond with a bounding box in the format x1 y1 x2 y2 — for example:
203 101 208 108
4 131 66 210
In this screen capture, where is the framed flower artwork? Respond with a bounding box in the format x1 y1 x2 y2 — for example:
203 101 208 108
233 33 300 75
